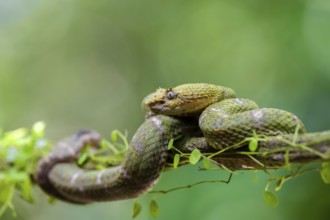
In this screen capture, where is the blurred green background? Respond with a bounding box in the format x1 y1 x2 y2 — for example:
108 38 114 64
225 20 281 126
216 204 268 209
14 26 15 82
1 0 330 219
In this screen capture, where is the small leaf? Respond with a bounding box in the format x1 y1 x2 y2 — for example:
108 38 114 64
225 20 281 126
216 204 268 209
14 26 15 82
0 184 14 216
173 154 180 168
19 178 33 203
132 201 142 218
149 200 160 218
100 139 108 149
32 121 46 138
189 149 201 165
8 171 26 182
167 138 174 150
5 128 27 141
111 130 118 142
263 190 278 208
320 162 330 184
202 158 211 170
77 152 88 165
0 184 11 204
248 138 258 152
94 164 106 170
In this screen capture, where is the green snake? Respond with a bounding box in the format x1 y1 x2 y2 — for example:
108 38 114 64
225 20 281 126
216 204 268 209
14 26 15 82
36 83 310 203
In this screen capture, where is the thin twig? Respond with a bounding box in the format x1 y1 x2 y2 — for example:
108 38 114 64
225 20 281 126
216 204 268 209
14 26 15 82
149 173 233 195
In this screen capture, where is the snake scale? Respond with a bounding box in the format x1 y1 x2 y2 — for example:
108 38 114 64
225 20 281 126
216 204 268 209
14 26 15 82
36 83 317 204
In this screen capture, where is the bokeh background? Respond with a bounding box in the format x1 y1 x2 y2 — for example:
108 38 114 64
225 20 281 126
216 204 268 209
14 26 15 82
1 0 330 219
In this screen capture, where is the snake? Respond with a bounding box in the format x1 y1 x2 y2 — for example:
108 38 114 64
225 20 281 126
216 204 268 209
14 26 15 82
35 83 308 204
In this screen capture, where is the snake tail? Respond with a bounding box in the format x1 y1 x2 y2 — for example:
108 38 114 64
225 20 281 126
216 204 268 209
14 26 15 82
35 130 101 203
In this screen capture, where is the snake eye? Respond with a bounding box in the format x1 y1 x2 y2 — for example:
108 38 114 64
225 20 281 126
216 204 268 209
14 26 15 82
166 91 176 100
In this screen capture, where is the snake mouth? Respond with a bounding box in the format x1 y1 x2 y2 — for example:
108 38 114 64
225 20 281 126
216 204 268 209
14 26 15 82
149 102 170 113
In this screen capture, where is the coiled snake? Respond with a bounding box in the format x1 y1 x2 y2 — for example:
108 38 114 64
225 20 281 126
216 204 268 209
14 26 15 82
36 83 318 204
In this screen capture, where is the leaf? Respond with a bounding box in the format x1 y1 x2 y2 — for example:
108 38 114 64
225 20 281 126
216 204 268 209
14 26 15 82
189 149 201 165
32 121 45 138
8 170 26 182
263 191 278 208
94 164 106 170
167 138 174 150
0 184 11 204
202 158 211 170
149 200 160 218
132 201 142 218
6 128 28 140
173 154 180 169
0 184 14 216
19 178 33 203
77 152 88 165
111 130 118 142
320 162 330 184
100 139 108 149
248 138 258 152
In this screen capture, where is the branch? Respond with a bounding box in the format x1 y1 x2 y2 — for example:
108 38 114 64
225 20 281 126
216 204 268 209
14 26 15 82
169 131 330 171
1 122 330 217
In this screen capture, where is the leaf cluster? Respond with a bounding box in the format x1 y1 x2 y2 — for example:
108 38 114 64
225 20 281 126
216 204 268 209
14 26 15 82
77 130 129 169
0 122 50 216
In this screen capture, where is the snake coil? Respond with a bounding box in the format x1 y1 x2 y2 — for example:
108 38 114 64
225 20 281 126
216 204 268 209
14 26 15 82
36 83 308 203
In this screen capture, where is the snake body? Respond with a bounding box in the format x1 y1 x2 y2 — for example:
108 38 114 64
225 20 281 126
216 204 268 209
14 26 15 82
36 116 200 203
36 83 306 203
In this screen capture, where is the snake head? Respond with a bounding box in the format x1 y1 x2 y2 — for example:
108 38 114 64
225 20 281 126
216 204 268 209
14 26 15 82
142 83 236 116
142 87 173 115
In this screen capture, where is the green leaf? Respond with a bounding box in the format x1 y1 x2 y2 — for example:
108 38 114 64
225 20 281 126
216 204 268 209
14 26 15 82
4 128 27 143
173 154 180 169
202 158 211 170
149 200 160 218
77 152 88 165
189 149 201 165
263 191 278 208
132 201 142 218
0 184 14 216
111 130 118 142
248 138 258 152
320 162 330 184
94 164 106 170
100 139 108 149
0 184 12 204
167 138 174 150
32 121 45 138
8 170 26 182
19 178 33 203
